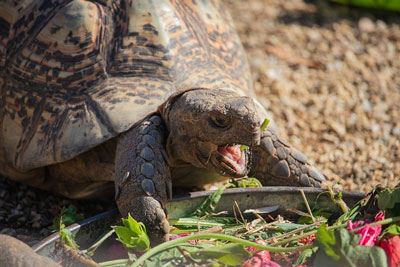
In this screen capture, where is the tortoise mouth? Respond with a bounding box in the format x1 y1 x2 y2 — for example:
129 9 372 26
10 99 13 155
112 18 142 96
211 144 249 177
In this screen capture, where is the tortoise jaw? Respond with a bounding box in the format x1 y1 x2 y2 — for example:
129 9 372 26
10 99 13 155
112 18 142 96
213 144 249 177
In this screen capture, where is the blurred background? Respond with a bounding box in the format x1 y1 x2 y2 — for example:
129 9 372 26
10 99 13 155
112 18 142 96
225 0 400 192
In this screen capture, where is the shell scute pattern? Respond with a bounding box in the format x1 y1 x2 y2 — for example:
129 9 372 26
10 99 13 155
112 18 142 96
0 0 252 173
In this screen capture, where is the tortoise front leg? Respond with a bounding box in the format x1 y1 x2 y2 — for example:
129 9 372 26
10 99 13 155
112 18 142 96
250 129 326 188
114 115 172 243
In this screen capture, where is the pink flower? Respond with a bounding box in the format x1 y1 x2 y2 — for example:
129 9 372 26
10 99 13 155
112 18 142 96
346 211 384 246
379 235 400 267
242 244 281 267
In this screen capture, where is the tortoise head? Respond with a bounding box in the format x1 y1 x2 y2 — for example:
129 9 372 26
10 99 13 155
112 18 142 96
159 88 261 177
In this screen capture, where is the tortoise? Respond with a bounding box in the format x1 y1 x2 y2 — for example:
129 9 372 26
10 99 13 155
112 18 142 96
0 0 326 253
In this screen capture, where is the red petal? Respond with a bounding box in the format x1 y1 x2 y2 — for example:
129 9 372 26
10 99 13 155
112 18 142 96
380 235 400 267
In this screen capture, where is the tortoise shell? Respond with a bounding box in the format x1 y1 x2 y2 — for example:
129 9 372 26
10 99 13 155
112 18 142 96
0 0 256 172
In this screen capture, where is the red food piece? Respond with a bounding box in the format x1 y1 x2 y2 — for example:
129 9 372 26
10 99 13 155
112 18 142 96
299 234 316 245
242 247 282 267
380 235 400 267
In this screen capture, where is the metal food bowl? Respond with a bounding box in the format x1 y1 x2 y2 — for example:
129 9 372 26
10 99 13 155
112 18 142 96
33 187 365 261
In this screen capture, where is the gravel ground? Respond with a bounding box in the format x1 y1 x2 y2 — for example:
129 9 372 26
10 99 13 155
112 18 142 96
227 0 400 192
1 0 399 246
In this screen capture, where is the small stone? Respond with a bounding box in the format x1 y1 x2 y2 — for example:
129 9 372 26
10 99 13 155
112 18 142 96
290 148 308 163
0 228 16 237
287 156 295 165
26 190 36 199
17 216 26 223
32 222 41 229
40 228 51 236
271 160 290 178
141 163 155 178
141 179 155 196
32 214 41 222
8 209 23 222
358 17 375 33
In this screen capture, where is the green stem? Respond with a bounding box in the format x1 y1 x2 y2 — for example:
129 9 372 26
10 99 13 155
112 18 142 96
131 233 313 267
99 258 129 266
272 215 400 247
81 229 115 256
272 223 345 247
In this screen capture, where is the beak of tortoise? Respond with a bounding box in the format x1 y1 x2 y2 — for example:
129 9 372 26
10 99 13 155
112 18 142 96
215 144 248 177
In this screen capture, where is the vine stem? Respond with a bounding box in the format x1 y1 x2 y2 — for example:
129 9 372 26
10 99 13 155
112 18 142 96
272 215 400 247
81 229 115 256
130 233 314 267
99 258 129 266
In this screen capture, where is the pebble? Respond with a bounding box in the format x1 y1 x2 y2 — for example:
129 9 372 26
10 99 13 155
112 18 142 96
0 175 115 246
358 17 375 33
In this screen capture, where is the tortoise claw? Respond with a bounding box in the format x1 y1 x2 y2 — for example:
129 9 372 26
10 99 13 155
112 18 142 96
251 129 326 187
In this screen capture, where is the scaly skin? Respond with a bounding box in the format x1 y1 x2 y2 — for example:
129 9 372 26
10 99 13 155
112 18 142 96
115 115 171 243
251 129 325 188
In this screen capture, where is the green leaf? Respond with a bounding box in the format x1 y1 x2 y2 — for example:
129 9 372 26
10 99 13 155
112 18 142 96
60 228 79 249
315 227 388 267
231 177 262 188
334 201 363 226
143 243 212 267
378 188 400 216
294 247 318 265
113 214 150 252
240 145 248 151
189 182 233 217
315 223 339 260
189 243 250 266
170 216 238 231
51 205 84 230
274 222 315 232
260 118 270 133
380 224 400 239
331 0 400 12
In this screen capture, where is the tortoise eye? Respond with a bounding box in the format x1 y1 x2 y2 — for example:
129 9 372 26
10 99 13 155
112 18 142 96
211 115 230 128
